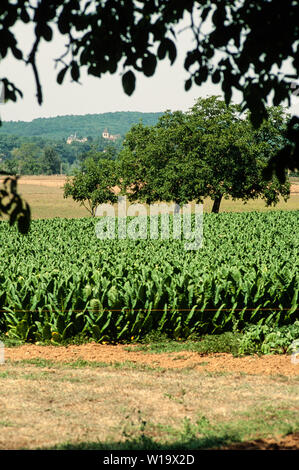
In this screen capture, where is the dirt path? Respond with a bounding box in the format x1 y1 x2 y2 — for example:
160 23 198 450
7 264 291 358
4 342 299 376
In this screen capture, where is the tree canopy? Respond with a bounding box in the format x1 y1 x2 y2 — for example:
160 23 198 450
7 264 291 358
120 96 291 212
63 155 119 216
0 112 163 140
0 0 298 175
1 0 299 232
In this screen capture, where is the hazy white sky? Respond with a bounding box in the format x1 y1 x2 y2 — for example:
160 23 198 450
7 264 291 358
0 19 298 122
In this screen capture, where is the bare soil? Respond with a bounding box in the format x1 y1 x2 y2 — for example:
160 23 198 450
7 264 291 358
1 343 298 451
4 342 299 377
219 433 299 450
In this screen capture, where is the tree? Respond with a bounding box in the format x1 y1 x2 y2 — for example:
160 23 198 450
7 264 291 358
102 143 119 161
10 142 42 175
40 146 61 174
63 156 119 216
1 0 298 232
0 0 298 178
119 96 290 212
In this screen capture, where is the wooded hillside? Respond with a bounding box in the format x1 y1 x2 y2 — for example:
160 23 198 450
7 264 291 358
0 111 163 140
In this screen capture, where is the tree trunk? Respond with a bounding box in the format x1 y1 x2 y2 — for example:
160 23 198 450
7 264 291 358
211 194 223 213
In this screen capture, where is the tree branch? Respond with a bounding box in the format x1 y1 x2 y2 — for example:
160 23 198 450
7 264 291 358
27 36 43 105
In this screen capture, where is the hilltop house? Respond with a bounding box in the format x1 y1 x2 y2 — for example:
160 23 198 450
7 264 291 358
66 133 88 144
102 128 120 141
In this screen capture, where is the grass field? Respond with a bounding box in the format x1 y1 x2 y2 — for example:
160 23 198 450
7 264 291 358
0 357 298 450
13 175 299 219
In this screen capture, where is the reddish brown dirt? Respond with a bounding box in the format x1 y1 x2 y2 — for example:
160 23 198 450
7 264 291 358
5 342 299 376
218 432 299 450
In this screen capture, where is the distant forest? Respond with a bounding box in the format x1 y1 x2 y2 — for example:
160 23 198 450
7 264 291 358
0 111 163 140
0 111 163 175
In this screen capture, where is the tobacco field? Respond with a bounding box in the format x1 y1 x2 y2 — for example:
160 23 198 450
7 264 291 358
0 210 298 343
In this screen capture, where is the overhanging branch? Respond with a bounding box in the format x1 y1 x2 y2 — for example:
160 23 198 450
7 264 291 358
27 36 43 105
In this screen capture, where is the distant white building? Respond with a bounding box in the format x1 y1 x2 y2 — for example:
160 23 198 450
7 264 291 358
102 128 120 141
66 133 88 144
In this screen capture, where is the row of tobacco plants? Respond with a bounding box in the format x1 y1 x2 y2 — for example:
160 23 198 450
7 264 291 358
0 210 298 345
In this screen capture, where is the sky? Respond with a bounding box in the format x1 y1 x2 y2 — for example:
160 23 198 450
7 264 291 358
0 18 298 123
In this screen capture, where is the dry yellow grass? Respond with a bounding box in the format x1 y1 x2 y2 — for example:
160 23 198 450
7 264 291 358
13 175 299 219
17 181 88 219
0 359 298 450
